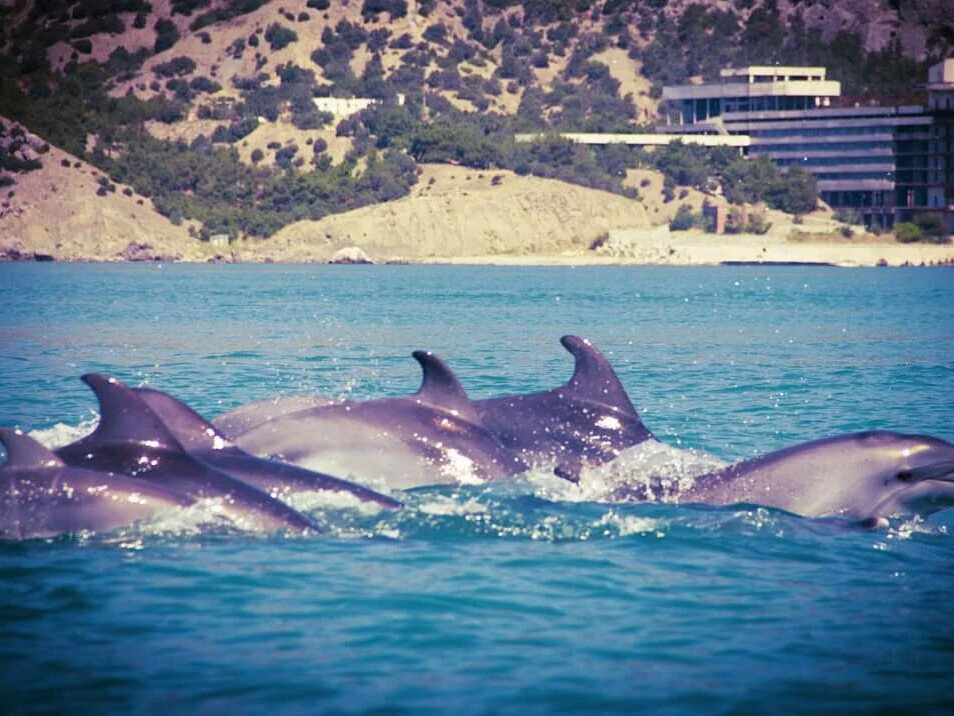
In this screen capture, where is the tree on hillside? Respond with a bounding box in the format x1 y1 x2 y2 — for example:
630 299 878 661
766 165 817 214
722 155 780 205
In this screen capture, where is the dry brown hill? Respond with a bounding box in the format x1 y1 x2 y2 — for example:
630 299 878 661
251 163 650 261
0 117 221 262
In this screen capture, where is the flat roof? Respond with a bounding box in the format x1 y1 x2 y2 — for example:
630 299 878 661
720 66 827 79
515 133 751 148
663 81 841 101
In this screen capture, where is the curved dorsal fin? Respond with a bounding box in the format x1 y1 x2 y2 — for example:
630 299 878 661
80 374 183 450
560 335 638 416
0 428 66 469
135 387 233 453
411 351 475 416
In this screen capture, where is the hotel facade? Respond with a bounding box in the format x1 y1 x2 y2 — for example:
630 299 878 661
662 61 954 232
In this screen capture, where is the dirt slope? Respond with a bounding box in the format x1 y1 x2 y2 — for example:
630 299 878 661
0 118 218 262
250 164 650 261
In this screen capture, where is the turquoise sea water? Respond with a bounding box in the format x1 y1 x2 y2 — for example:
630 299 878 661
1 263 953 713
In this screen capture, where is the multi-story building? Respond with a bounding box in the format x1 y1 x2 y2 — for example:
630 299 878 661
662 62 954 232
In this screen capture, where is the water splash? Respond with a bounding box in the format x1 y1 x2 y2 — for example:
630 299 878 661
527 440 728 504
28 415 98 449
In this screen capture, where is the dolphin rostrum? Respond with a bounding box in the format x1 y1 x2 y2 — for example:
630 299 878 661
56 375 319 533
1 428 192 539
672 431 954 522
474 335 654 480
132 385 402 509
225 351 528 490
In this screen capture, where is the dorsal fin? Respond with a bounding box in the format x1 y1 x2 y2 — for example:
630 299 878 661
79 374 183 450
560 335 638 416
0 428 66 469
411 351 477 417
135 387 234 453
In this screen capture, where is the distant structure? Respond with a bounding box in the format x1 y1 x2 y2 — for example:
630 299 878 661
514 132 750 149
663 66 839 123
313 94 405 119
662 61 954 232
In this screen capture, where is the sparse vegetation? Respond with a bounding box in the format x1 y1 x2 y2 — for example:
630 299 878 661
0 0 946 244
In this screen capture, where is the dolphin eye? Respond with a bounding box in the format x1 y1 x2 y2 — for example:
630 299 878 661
897 470 914 482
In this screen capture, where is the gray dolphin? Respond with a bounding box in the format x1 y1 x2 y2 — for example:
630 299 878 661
132 386 402 509
213 395 341 438
671 431 954 522
226 352 529 490
474 335 654 480
56 375 319 533
0 428 192 539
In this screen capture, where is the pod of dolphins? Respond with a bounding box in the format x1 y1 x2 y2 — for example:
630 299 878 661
3 336 954 539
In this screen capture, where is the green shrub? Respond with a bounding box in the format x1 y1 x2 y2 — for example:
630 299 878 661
913 212 945 238
265 23 298 51
154 19 180 53
724 205 745 234
745 210 772 235
669 203 696 231
894 222 922 243
154 56 196 78
833 207 863 225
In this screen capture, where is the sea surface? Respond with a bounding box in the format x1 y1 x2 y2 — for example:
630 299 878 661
1 263 953 713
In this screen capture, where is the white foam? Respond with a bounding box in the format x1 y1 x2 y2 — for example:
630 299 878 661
417 495 488 516
593 510 667 538
528 440 728 504
886 515 946 540
438 448 485 485
280 488 392 515
28 415 98 449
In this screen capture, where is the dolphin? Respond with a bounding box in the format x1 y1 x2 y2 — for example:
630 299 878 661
0 428 192 539
225 351 529 490
473 336 655 480
213 395 341 439
670 431 954 522
132 385 402 509
55 375 319 533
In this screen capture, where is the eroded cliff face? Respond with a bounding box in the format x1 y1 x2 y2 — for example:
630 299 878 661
782 0 948 59
660 0 947 59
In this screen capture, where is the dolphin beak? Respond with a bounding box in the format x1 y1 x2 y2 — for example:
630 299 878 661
900 461 954 483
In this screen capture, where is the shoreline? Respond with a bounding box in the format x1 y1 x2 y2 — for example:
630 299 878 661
3 244 953 267
4 226 954 269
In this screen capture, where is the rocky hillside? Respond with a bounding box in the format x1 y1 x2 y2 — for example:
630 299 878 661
0 0 947 257
0 118 223 261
